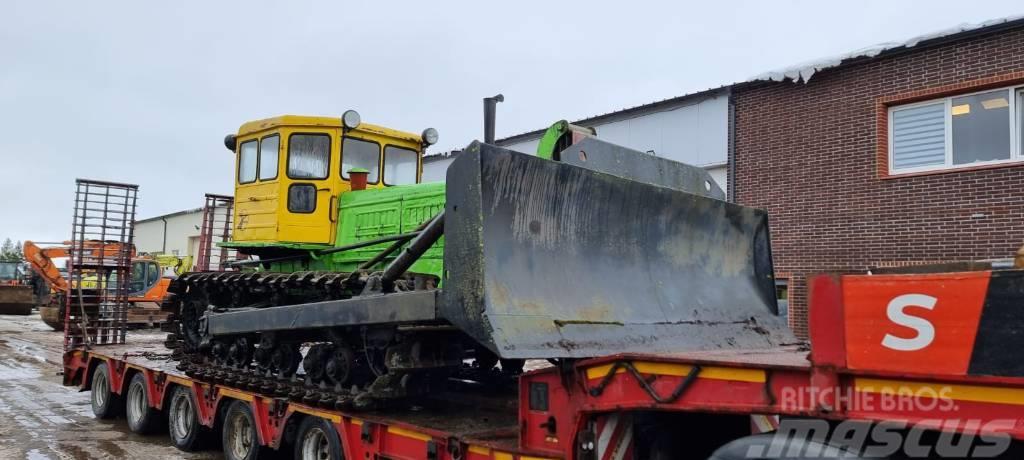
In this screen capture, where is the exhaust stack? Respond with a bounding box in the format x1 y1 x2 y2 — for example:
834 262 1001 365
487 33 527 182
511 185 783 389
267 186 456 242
483 94 504 144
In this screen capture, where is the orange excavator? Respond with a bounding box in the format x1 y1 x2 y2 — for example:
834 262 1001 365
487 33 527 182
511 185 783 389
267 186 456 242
23 241 171 330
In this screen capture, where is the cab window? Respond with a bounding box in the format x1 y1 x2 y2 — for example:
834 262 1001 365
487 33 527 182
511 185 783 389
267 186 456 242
288 134 331 180
258 135 280 181
238 141 258 184
130 260 159 294
341 137 380 183
383 146 418 185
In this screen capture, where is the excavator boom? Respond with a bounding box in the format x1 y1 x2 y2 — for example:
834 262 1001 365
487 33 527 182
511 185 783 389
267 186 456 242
23 240 169 330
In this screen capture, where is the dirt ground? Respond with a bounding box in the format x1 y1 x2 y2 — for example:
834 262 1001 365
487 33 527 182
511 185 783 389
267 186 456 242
0 313 221 460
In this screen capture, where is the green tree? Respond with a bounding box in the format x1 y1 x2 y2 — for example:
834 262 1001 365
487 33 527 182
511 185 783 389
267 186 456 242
12 240 23 262
0 238 24 262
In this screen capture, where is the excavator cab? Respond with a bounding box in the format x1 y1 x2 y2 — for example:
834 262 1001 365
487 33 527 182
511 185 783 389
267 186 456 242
225 112 437 248
0 262 21 283
129 259 161 296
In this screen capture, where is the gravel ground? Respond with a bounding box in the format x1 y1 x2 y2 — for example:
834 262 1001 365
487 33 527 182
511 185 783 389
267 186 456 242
0 313 221 460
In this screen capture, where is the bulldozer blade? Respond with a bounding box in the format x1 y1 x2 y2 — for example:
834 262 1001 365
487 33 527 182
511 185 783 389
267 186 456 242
0 285 34 315
441 142 794 359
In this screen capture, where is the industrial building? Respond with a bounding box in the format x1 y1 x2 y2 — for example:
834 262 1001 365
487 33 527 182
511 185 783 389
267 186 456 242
732 17 1024 337
133 207 203 260
427 16 1024 337
137 16 1024 338
423 89 732 194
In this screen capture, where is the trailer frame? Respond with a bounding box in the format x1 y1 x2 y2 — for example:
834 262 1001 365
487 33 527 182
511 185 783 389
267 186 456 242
61 270 1024 459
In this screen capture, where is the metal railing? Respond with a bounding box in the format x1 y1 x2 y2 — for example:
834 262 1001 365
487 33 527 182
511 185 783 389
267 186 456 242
195 193 240 271
64 179 138 350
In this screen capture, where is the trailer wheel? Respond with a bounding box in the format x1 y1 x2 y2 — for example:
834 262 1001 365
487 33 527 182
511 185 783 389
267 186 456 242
91 362 122 419
223 400 268 460
126 373 161 434
168 385 208 451
294 416 343 460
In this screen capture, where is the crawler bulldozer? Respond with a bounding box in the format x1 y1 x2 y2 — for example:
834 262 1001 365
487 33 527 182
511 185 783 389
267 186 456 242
164 106 793 407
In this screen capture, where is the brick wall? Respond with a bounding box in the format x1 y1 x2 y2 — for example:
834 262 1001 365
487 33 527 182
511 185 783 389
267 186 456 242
733 27 1024 338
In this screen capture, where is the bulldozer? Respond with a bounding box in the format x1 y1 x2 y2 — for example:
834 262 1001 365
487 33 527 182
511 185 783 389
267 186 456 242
24 241 172 330
164 106 793 407
0 261 34 315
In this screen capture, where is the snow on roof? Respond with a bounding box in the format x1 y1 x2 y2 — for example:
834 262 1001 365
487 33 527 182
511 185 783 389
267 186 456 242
496 15 1024 143
750 15 1024 84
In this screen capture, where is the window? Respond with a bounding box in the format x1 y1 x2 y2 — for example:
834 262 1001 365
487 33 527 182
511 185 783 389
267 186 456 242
0 263 17 280
952 90 1012 164
288 134 331 179
259 135 280 181
129 260 158 294
775 279 789 320
238 140 258 184
383 146 418 185
1018 88 1024 154
889 85 1023 174
288 183 317 213
341 137 380 183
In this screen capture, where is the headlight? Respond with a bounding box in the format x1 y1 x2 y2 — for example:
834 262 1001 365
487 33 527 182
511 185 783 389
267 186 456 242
421 128 439 146
342 110 361 129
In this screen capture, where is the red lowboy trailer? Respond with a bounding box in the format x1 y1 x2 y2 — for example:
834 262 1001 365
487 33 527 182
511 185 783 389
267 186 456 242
62 269 1024 459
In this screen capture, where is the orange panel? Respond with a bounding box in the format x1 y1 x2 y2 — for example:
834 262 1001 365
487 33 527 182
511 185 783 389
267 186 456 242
843 272 990 375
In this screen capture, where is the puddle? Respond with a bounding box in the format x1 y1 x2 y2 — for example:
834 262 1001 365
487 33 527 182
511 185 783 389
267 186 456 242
0 358 42 380
0 315 222 459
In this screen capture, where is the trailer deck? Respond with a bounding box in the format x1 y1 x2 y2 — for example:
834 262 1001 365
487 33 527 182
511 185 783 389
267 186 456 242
64 330 821 459
64 333 529 456
61 270 1024 459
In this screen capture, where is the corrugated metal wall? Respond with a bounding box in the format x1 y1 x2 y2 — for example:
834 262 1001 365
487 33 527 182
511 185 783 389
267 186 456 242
422 92 731 193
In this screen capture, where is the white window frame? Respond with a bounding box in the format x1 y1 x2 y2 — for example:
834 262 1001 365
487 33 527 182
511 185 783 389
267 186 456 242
888 84 1023 175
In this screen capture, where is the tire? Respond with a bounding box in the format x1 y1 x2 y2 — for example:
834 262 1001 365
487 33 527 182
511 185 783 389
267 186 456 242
125 373 161 434
91 362 122 419
222 400 268 460
168 385 209 451
294 416 344 460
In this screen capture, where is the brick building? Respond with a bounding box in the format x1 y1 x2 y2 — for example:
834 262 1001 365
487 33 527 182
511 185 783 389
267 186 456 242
732 19 1024 337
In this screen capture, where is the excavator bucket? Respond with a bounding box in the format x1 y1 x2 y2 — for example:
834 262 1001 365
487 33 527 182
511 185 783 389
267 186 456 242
441 142 794 359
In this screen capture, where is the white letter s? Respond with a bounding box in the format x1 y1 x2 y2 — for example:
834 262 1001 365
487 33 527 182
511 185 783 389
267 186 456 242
882 294 937 351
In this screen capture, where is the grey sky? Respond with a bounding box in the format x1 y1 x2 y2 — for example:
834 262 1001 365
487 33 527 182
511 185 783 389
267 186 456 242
2 1 1021 243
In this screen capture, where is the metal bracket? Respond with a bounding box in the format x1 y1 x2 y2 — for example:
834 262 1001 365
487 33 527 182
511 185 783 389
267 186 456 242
153 371 166 390
446 437 463 460
763 370 776 407
271 398 288 418
575 421 597 460
361 422 374 443
587 361 702 404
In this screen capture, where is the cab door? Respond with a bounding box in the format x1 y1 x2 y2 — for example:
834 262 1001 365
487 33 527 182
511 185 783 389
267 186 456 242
128 260 159 297
278 129 339 244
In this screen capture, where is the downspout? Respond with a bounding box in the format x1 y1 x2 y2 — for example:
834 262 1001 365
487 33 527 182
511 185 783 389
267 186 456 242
727 89 737 203
160 217 168 253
